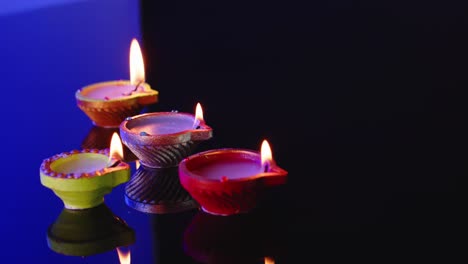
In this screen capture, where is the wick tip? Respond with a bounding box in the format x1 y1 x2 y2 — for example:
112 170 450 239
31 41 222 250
108 160 120 168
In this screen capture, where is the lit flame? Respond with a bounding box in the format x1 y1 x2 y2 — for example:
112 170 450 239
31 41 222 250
130 38 145 85
135 160 140 169
261 139 273 169
117 248 131 264
265 257 275 264
195 103 204 122
109 132 124 162
193 102 204 128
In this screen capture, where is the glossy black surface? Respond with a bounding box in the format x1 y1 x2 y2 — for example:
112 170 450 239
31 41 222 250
140 0 461 235
1 0 463 262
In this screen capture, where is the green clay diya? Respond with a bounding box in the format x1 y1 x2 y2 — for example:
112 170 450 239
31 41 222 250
40 148 130 209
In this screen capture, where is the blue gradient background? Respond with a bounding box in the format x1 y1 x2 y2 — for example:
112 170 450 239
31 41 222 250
0 0 463 262
0 2 284 263
0 1 156 262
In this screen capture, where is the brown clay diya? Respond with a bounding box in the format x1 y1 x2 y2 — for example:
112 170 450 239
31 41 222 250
76 38 158 128
178 140 288 216
40 133 130 209
120 103 213 168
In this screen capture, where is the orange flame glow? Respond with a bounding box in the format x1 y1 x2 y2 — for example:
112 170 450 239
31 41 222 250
109 132 124 162
135 160 140 169
117 248 131 264
195 103 204 122
265 257 275 264
261 139 273 169
193 102 204 128
130 38 145 85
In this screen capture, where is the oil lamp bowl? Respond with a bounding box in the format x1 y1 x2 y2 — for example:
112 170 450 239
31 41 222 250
178 148 288 216
120 112 213 168
40 149 131 210
76 80 158 128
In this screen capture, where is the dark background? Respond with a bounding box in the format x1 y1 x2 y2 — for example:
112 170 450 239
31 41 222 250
0 0 464 262
141 0 462 232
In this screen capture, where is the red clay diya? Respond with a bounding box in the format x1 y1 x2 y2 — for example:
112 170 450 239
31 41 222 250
178 140 288 216
120 103 213 168
40 133 130 209
76 38 158 128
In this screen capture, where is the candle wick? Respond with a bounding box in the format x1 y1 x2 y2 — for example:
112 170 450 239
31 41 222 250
108 159 120 168
193 119 201 129
134 81 143 92
122 81 143 96
264 163 270 173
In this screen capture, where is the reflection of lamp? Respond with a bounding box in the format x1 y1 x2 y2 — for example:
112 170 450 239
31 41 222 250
47 203 135 257
81 125 138 162
183 210 278 264
150 211 198 263
125 165 199 213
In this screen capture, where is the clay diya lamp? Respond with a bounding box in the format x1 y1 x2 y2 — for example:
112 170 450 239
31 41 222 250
124 165 199 214
47 203 135 257
178 140 288 216
81 125 138 162
40 133 130 209
76 38 158 128
120 103 213 168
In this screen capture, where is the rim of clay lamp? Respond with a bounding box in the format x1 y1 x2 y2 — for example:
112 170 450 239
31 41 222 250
76 80 159 109
178 148 288 183
120 112 213 146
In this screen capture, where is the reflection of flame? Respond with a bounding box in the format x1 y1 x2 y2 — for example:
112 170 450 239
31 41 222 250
110 132 124 162
261 139 273 169
193 102 204 128
130 38 145 85
117 248 131 264
265 257 275 264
